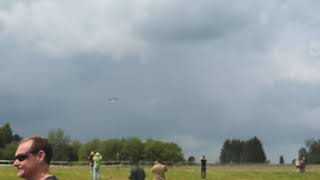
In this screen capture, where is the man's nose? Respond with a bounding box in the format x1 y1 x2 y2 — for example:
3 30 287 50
13 159 19 167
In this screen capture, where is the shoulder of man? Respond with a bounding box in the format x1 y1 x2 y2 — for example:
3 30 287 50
163 165 168 171
151 164 158 171
45 176 58 180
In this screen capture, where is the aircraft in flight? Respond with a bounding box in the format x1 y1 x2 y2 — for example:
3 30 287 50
107 97 119 102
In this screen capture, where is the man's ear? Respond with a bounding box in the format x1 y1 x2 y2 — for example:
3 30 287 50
37 150 46 162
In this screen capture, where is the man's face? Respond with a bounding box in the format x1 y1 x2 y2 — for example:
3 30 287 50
13 140 40 179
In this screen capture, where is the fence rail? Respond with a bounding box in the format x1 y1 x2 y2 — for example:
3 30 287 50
0 160 175 167
0 160 274 167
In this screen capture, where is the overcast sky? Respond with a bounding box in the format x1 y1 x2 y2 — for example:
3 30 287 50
1 0 320 163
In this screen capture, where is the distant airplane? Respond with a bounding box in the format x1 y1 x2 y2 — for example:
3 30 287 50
107 97 119 102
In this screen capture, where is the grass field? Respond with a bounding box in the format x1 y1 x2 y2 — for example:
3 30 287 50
2 164 320 180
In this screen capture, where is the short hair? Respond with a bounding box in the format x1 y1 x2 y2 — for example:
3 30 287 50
156 160 162 164
20 136 53 164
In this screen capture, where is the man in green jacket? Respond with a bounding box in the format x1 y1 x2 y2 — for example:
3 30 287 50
93 152 103 180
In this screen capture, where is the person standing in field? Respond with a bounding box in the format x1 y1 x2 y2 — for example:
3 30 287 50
13 136 58 180
295 159 300 171
88 151 95 173
299 157 306 173
200 155 207 179
151 160 167 180
93 152 103 180
128 160 146 180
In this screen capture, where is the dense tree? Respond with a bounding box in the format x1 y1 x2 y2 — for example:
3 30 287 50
68 140 82 161
298 147 308 161
0 141 19 160
79 139 101 161
246 137 266 163
230 139 242 163
307 139 320 163
220 140 231 163
298 139 320 164
120 138 144 162
0 125 185 162
144 139 163 161
143 139 184 162
161 142 184 162
279 155 284 164
77 137 184 162
241 141 249 163
0 123 21 159
219 137 266 164
48 128 75 161
0 123 21 148
188 156 196 164
99 139 123 160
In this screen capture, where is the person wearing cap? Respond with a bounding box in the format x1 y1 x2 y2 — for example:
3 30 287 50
93 152 103 180
13 136 58 180
151 160 167 180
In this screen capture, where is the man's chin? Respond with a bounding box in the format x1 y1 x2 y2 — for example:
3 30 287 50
16 170 25 178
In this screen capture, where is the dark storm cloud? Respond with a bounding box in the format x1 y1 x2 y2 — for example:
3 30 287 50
1 0 320 162
137 1 261 42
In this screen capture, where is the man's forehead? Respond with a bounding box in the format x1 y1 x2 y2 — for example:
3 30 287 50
16 140 33 154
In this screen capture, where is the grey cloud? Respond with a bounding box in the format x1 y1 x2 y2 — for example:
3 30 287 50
137 1 264 43
1 0 320 163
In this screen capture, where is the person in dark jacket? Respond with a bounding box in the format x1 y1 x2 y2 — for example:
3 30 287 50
129 160 146 180
88 151 95 173
201 155 207 179
299 157 306 173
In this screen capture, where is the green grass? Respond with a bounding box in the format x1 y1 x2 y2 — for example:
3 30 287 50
2 165 320 180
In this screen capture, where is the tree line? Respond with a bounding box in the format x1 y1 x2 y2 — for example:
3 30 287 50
219 137 266 163
298 139 320 164
3 122 320 164
0 123 184 162
0 123 22 160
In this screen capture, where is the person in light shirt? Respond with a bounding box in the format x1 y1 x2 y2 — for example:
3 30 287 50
93 152 103 180
151 160 167 180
